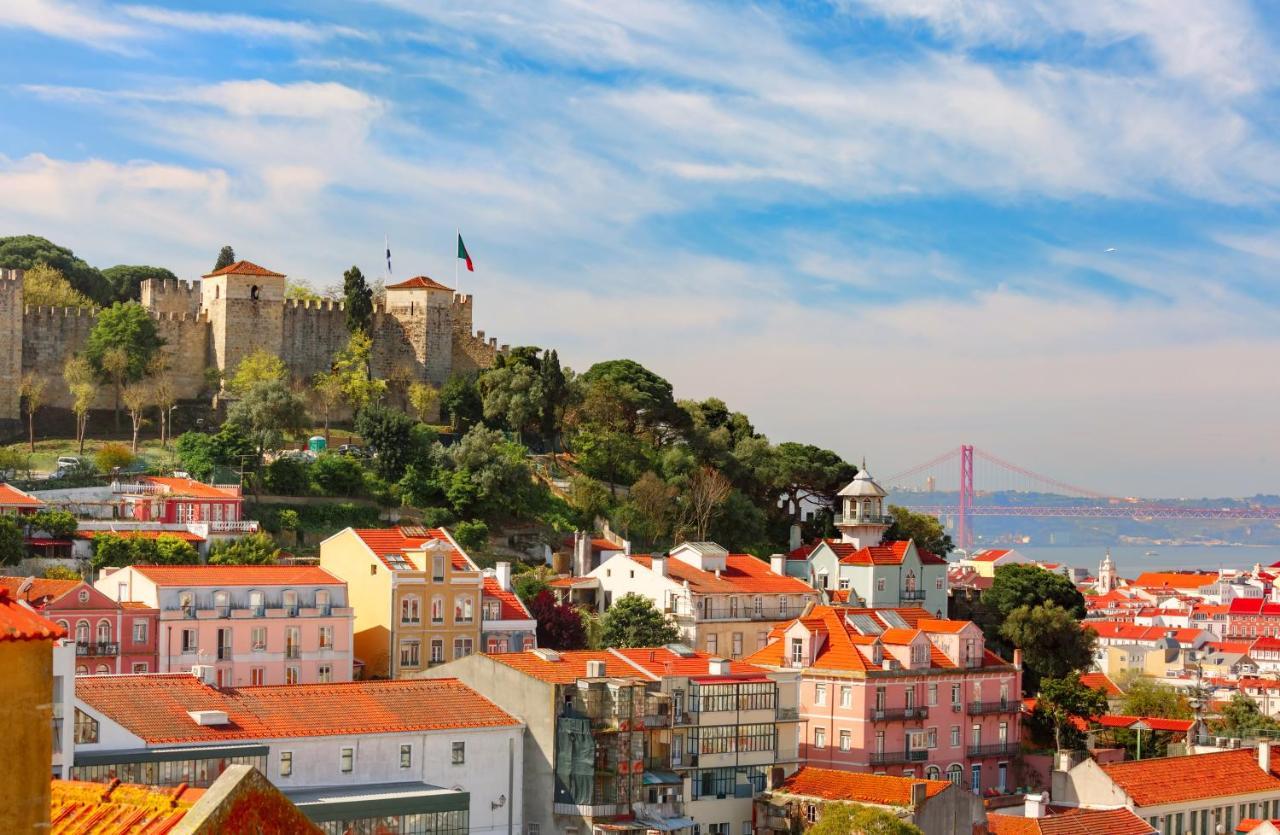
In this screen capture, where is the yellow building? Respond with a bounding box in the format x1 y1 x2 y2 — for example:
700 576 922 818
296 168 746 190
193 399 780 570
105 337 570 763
0 585 67 831
320 526 482 678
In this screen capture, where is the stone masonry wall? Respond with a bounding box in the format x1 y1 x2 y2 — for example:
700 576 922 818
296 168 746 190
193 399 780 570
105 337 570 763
140 278 201 318
0 270 24 423
280 299 349 384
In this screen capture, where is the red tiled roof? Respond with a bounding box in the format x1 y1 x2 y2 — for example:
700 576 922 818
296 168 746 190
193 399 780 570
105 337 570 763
989 808 1154 835
385 275 453 291
1237 820 1280 834
0 577 81 607
971 549 1012 562
130 565 342 586
50 779 205 834
1091 714 1194 732
1133 572 1218 590
141 477 241 499
774 765 949 805
0 587 66 642
76 675 518 744
0 482 44 507
350 527 474 571
483 577 531 620
630 553 815 595
609 647 767 679
1230 598 1280 616
202 260 284 278
488 650 626 684
549 576 596 588
1079 672 1123 697
1101 749 1280 807
77 530 206 542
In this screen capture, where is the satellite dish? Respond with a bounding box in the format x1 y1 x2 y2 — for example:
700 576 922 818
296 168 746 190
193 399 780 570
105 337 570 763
17 576 34 597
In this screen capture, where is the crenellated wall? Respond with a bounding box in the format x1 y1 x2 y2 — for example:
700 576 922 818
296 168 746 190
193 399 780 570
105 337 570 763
281 298 349 384
140 278 202 318
22 305 100 409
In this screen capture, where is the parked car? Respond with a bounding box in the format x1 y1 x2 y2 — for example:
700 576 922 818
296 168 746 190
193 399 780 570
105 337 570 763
336 444 366 457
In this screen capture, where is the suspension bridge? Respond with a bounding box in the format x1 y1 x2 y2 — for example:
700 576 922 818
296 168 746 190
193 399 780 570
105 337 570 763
883 445 1280 550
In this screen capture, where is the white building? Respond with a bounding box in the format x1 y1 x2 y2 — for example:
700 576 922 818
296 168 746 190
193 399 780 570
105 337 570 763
71 670 523 833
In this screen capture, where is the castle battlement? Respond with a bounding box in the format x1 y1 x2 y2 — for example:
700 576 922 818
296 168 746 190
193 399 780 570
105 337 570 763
284 297 346 312
23 305 98 318
149 278 200 295
0 268 24 282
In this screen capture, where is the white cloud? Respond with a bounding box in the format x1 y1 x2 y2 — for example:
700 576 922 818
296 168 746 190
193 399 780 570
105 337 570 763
119 6 368 42
0 0 139 49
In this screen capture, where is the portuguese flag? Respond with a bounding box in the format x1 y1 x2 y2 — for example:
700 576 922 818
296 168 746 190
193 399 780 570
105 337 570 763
457 233 474 272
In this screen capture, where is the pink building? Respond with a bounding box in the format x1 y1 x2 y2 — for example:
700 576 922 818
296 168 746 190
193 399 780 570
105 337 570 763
95 565 354 687
0 577 159 674
745 605 1021 795
114 476 246 525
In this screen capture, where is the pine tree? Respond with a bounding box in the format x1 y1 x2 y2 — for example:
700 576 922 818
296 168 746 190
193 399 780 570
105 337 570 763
343 265 374 334
213 245 235 271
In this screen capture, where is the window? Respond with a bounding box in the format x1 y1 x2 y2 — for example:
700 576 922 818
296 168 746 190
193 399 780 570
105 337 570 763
251 626 266 651
251 667 264 686
402 596 421 624
179 592 194 615
279 751 293 777
433 555 445 582
454 596 473 624
874 686 886 711
94 620 110 643
76 620 90 644
401 640 421 668
483 600 500 620
813 727 826 748
951 726 960 747
213 590 229 615
998 721 1008 744
523 635 536 650
431 639 444 663
286 666 299 685
875 730 884 754
250 590 264 615
926 765 942 780
951 684 961 706
790 638 804 665
286 626 300 659
431 597 444 624
319 625 333 649
318 664 332 683
928 684 938 706
74 708 98 744
316 590 330 614
370 564 377 576
528 826 540 835
731 632 743 658
971 724 981 747
840 686 852 708
971 764 981 794
839 730 851 751
936 576 945 590
757 631 768 650
706 633 718 655
815 683 827 705
947 764 963 785
779 596 789 617
181 628 197 653
839 578 850 590
340 747 354 773
487 637 508 654
927 728 938 749
806 804 817 823
400 744 412 769
453 637 473 659
132 620 147 644
876 577 886 592
95 663 109 674
132 662 148 673
452 741 465 764
283 590 298 615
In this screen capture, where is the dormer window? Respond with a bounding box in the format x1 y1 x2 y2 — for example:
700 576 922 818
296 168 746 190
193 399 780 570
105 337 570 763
283 590 298 615
179 592 194 615
249 590 264 617
790 637 805 666
213 590 230 616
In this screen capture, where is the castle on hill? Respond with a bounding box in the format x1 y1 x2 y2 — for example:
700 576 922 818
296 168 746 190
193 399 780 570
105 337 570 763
0 260 506 426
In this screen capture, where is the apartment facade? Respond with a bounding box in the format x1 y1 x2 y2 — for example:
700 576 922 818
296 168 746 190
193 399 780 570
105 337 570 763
113 476 248 526
95 564 353 686
586 541 821 658
319 526 482 678
72 670 522 833
0 577 158 675
481 562 537 654
746 605 1022 795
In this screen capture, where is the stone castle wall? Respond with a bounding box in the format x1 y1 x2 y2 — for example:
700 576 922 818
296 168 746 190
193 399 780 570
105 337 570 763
140 278 202 318
0 270 24 424
281 298 349 384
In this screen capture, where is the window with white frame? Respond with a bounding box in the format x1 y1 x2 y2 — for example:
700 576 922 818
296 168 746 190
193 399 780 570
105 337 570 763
876 577 886 592
400 744 412 769
453 637 473 659
839 730 851 751
951 726 960 747
319 625 333 649
286 666 299 685
401 640 421 668
251 626 266 651
181 628 197 653
431 639 444 663
279 751 293 777
132 620 147 644
455 596 473 624
96 620 111 643
340 747 353 773
790 638 804 665
251 667 264 686
401 596 421 624
318 664 332 683
813 727 826 748
431 596 444 623
840 685 852 708
452 741 465 764
815 683 826 705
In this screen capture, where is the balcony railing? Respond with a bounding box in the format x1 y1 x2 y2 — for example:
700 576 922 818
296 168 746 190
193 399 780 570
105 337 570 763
217 645 233 661
685 605 809 622
207 520 259 533
899 589 927 601
967 742 1018 758
869 749 929 765
285 645 301 659
871 706 929 721
833 513 895 526
76 642 119 657
968 700 1015 716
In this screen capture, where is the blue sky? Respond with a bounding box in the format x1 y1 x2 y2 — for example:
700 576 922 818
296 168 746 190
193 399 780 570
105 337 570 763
2 0 1279 497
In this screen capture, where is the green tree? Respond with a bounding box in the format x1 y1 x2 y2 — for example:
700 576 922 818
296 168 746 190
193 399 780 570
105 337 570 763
479 362 544 442
95 442 135 473
311 453 367 496
539 349 569 447
440 373 483 433
1120 678 1192 719
568 475 613 529
331 331 386 414
572 428 653 491
771 442 857 523
807 803 923 835
982 563 1087 654
174 431 218 480
0 516 25 566
1212 693 1280 738
600 593 681 648
28 510 77 539
278 509 302 546
433 426 539 519
228 349 288 395
613 471 677 549
262 456 312 495
1000 602 1097 693
154 536 199 565
209 533 281 565
884 505 954 558
343 265 374 334
284 280 323 301
43 565 82 581
407 381 440 424
213 245 236 272
100 265 178 304
513 565 554 603
0 235 108 304
1038 673 1110 752
85 302 163 428
227 379 309 459
21 262 95 308
578 359 684 437
706 489 770 554
452 520 489 554
355 405 423 481
64 355 98 455
19 372 46 453
310 370 346 442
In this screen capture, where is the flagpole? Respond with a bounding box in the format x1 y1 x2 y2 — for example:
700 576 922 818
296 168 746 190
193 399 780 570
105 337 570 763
455 227 460 297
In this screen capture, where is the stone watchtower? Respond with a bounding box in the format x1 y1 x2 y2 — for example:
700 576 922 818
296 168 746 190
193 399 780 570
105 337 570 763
0 268 23 424
200 261 287 379
383 275 456 385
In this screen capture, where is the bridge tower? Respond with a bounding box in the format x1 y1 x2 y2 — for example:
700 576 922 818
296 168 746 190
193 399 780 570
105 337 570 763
957 444 974 552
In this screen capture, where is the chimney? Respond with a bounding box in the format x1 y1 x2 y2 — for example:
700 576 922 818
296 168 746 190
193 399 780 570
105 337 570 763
496 561 512 592
1024 792 1046 819
768 766 786 790
1013 649 1023 670
652 556 666 577
1260 740 1272 772
909 781 926 809
709 658 731 676
770 554 786 575
789 524 802 553
586 659 607 678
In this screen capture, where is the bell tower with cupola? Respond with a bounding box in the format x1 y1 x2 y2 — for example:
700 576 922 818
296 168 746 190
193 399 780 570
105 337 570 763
835 465 892 549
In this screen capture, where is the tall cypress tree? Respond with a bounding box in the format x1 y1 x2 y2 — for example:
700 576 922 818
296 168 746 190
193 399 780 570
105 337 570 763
213 245 235 271
343 266 374 334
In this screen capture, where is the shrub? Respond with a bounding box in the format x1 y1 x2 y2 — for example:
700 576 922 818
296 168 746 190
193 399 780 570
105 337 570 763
209 533 281 565
311 453 367 497
28 509 77 538
95 442 135 473
452 519 489 554
43 565 82 581
263 456 312 495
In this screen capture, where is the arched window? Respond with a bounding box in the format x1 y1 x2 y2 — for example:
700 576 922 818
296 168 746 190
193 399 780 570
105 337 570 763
925 765 942 781
76 665 88 676
862 499 872 518
57 620 69 636
250 285 260 300
96 620 111 644
76 620 90 644
905 570 917 592
95 664 110 674
947 764 963 785
401 595 420 624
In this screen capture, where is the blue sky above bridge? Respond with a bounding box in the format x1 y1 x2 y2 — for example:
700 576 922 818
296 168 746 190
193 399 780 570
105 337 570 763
1 0 1278 496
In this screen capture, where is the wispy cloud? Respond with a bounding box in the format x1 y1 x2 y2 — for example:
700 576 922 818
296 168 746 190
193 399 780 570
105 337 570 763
0 0 140 50
118 5 370 42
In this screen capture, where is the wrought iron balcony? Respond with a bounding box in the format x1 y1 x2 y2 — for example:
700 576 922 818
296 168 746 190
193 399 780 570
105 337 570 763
75 642 119 656
871 706 929 721
834 513 895 526
285 645 301 659
967 742 1018 758
968 700 1015 715
870 749 930 765
899 589 928 601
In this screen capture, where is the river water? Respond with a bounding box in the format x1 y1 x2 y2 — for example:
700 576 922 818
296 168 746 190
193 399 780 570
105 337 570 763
1013 545 1280 574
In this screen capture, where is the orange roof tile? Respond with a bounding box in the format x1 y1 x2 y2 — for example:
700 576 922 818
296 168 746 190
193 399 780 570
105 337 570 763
1132 572 1218 590
0 587 66 642
837 539 948 567
76 675 518 744
0 577 81 606
989 808 1154 835
202 260 284 278
351 527 474 571
971 549 1012 562
130 565 342 586
609 647 768 679
483 576 532 621
918 618 970 634
141 477 241 499
1101 750 1280 807
50 779 204 834
488 650 625 684
0 482 44 507
630 553 816 595
1079 672 1123 697
774 765 949 805
385 275 453 291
